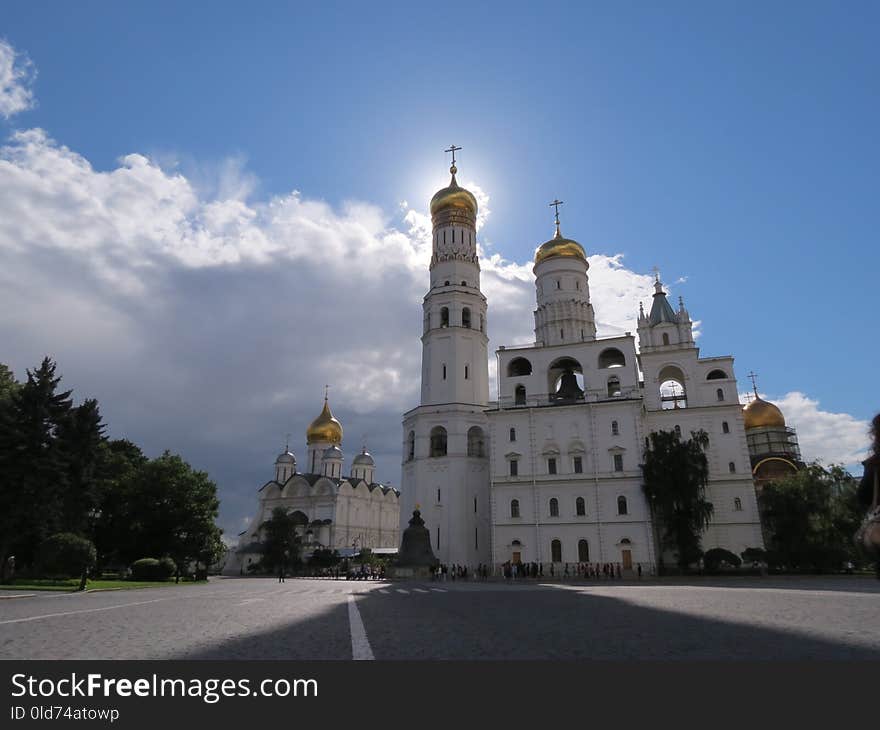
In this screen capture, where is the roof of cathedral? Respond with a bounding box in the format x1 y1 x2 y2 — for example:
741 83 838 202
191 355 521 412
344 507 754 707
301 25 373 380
322 445 343 459
306 397 343 445
258 472 399 496
430 165 478 219
534 224 587 266
648 279 677 326
352 448 374 465
743 396 786 429
275 450 296 464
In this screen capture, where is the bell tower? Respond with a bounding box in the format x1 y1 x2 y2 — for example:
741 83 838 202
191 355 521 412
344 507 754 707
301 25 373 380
400 146 491 567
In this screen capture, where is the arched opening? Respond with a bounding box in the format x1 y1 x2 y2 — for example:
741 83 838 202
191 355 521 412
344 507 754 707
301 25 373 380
440 307 449 327
598 347 626 369
576 497 586 516
509 427 516 442
612 420 620 436
479 314 484 332
551 539 562 563
406 431 415 461
617 496 628 515
658 365 687 409
462 307 471 329
716 388 724 401
578 539 589 562
662 332 670 346
707 369 728 380
607 376 622 398
429 426 447 457
510 499 520 518
514 384 526 406
549 498 559 517
548 357 585 403
728 461 736 473
734 497 743 511
722 421 730 434
507 357 532 377
467 426 486 457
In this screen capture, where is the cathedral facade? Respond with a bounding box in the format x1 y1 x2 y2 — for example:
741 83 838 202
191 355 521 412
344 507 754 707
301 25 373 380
226 398 400 575
400 157 764 570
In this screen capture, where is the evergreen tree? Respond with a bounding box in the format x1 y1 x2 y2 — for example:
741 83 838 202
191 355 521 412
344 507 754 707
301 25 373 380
641 428 714 571
56 398 106 535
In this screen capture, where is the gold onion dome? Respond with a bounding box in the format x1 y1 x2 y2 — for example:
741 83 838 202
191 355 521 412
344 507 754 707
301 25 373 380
306 398 343 445
534 225 588 266
430 165 478 218
743 396 786 430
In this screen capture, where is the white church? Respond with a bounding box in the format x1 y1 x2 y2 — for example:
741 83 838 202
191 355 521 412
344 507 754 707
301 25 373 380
226 396 401 574
400 153 764 572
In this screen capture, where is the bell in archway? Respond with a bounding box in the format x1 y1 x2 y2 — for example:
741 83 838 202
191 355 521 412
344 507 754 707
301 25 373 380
556 369 584 402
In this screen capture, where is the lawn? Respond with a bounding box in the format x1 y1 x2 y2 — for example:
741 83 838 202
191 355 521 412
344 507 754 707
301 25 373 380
0 578 207 592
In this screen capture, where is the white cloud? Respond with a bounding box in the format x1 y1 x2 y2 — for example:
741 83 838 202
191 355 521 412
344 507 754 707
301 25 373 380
0 40 35 118
740 391 870 470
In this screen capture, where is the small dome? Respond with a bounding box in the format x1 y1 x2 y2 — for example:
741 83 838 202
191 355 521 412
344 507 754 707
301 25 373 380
534 226 587 266
430 168 478 218
322 445 343 460
306 399 343 445
743 397 786 429
275 450 296 464
353 449 374 466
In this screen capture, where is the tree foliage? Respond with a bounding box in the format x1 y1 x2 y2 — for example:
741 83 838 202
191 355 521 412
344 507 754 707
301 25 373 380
641 428 714 571
37 532 96 589
703 547 742 571
260 507 302 573
759 462 863 571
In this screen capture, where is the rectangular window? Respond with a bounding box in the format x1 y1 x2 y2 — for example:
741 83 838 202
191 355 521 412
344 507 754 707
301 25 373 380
548 458 557 475
510 427 516 442
573 456 583 474
510 460 518 477
442 364 446 380
437 488 441 503
722 421 730 434
437 527 440 549
474 497 477 513
465 365 469 379
614 454 624 472
475 527 478 550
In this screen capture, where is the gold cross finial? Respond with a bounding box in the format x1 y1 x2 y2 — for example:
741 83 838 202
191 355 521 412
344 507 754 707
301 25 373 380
444 144 461 166
323 384 329 401
284 432 291 451
549 199 564 226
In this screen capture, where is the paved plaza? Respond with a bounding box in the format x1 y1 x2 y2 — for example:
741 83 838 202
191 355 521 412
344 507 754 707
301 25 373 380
1 576 879 660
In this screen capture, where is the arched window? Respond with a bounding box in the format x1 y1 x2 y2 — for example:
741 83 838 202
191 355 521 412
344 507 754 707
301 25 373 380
716 388 724 401
507 357 533 377
576 497 586 516
442 364 447 380
511 499 520 518
707 369 728 380
514 384 526 406
462 307 471 329
509 427 516 442
607 376 622 398
734 497 743 511
509 459 518 477
461 280 467 286
467 426 485 458
548 357 585 403
551 539 562 563
429 426 447 457
464 365 469 379
722 421 730 434
612 420 619 436
598 347 626 369
406 431 415 461
440 307 449 327
728 461 736 473
659 365 687 409
578 539 589 562
480 314 484 332
662 333 670 346
674 425 682 438
549 498 559 517
617 496 628 515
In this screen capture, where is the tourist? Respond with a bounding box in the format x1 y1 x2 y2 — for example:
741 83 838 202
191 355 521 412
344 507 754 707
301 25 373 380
637 563 642 579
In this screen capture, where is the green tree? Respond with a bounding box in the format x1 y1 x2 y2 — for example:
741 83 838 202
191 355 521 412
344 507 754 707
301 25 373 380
0 357 72 579
55 398 106 536
0 363 19 402
37 532 96 591
260 507 302 575
641 428 714 571
759 462 861 571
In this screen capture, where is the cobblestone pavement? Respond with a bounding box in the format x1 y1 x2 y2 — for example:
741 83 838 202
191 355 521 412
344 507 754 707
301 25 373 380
1 576 878 660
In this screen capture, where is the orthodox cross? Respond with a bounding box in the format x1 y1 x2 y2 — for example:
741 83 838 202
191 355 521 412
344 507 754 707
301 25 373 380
549 199 564 226
747 371 759 396
444 144 461 167
284 432 291 451
651 265 661 283
323 384 330 401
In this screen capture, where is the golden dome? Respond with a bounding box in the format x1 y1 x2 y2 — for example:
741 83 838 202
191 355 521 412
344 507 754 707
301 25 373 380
306 398 343 445
534 226 588 266
430 167 478 218
743 397 785 430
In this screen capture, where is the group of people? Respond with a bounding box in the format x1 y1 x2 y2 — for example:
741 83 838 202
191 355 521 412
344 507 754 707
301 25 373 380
499 561 642 580
433 563 475 581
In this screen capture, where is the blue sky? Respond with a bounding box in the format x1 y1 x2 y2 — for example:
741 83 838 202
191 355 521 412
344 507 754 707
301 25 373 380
1 2 877 536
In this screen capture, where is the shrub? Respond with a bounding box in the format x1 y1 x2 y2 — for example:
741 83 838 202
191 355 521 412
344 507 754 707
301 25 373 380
704 547 742 571
130 557 176 580
741 547 767 564
37 533 96 579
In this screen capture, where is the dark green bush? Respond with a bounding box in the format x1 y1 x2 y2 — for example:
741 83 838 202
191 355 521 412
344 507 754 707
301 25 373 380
704 547 742 571
130 557 176 580
37 533 96 579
